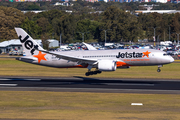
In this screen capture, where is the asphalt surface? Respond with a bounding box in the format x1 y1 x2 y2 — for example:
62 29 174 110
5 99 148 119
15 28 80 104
0 76 180 94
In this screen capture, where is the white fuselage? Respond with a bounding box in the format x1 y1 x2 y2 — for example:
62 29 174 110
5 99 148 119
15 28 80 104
18 49 174 68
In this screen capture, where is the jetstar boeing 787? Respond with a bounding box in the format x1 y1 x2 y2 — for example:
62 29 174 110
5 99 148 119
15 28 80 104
15 28 174 76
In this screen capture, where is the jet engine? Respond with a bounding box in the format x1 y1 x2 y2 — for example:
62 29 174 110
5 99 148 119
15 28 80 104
98 60 117 71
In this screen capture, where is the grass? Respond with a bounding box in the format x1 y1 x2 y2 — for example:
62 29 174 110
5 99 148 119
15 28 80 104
0 57 180 119
0 57 180 79
0 91 180 119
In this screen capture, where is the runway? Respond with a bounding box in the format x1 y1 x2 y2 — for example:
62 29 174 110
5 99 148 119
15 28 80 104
0 76 180 94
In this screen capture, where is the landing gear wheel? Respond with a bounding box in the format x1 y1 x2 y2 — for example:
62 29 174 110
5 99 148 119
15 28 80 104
157 69 161 72
93 71 98 75
96 71 102 74
85 70 102 76
157 65 163 72
89 71 94 75
85 72 89 76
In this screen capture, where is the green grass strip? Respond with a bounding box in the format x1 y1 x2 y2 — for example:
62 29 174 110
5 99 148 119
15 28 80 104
0 91 180 120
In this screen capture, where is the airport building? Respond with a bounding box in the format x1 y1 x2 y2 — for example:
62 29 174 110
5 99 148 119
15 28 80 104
0 39 22 54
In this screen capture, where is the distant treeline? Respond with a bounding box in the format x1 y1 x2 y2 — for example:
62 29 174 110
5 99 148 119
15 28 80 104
1 4 180 48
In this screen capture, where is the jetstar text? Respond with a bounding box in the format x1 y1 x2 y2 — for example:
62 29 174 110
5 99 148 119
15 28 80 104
116 52 143 58
19 35 39 55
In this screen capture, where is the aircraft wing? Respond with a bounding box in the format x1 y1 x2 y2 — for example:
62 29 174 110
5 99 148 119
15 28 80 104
38 50 98 65
82 42 97 50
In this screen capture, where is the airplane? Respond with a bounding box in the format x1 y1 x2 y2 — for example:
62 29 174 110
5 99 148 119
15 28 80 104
15 27 174 76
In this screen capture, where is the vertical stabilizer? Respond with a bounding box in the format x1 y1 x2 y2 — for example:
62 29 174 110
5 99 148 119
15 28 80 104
15 28 44 56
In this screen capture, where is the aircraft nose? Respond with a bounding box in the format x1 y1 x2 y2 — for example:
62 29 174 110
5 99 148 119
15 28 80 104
169 56 174 63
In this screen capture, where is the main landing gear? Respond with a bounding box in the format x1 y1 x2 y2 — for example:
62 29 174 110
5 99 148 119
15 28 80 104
157 65 163 72
85 65 102 76
85 70 102 76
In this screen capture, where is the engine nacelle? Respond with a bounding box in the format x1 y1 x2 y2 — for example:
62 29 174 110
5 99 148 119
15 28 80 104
98 60 117 71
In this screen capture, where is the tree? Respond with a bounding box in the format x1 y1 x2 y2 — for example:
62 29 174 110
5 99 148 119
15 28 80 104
41 33 49 50
27 4 40 10
36 17 52 34
21 17 42 39
0 6 25 41
52 14 77 43
33 9 64 23
24 12 37 21
170 13 180 41
100 6 142 42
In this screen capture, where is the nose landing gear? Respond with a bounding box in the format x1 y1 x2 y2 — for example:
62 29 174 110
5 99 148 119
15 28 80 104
157 68 161 72
157 65 163 72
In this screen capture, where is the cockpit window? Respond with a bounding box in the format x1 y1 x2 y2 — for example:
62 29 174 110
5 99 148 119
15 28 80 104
163 53 168 56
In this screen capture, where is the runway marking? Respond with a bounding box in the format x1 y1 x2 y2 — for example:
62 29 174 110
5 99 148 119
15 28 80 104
131 103 143 106
106 83 154 86
20 79 41 81
0 84 17 86
0 79 12 81
0 78 41 81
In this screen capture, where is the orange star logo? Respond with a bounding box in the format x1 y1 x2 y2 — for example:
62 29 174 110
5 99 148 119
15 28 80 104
33 51 47 63
142 51 151 58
